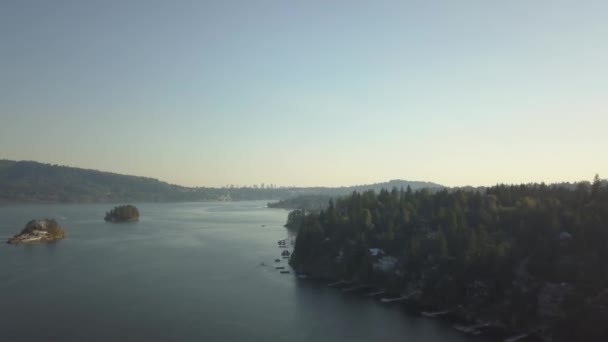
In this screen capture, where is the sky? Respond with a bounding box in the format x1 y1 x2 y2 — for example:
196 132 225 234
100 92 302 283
1 0 607 187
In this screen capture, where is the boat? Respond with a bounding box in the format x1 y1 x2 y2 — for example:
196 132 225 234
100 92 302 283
274 259 280 262
281 250 290 256
453 323 491 334
421 309 454 318
365 290 386 297
275 266 285 270
504 333 530 342
280 271 290 274
380 295 409 303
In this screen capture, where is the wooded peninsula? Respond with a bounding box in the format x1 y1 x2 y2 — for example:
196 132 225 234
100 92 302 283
288 175 608 341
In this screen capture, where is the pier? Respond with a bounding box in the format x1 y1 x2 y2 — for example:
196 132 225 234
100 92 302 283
380 295 410 303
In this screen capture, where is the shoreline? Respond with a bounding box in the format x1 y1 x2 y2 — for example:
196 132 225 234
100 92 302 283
293 273 536 341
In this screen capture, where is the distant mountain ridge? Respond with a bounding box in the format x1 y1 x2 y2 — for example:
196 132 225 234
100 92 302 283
0 160 444 204
0 160 183 203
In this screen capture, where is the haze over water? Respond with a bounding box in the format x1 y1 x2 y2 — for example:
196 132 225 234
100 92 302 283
0 202 490 342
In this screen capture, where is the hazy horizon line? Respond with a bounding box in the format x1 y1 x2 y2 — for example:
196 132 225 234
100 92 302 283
2 158 600 190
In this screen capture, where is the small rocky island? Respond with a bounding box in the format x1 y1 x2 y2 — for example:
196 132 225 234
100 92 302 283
104 205 140 223
7 219 66 244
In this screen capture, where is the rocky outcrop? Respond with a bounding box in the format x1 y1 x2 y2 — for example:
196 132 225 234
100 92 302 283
7 219 65 244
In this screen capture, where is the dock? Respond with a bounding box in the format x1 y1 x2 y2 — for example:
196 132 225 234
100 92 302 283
421 309 455 318
380 295 409 303
504 333 530 342
454 323 490 334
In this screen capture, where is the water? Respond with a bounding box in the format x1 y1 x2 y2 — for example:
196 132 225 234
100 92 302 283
0 201 489 341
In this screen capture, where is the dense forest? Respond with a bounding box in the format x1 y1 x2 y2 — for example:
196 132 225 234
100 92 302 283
268 180 445 210
289 176 608 341
268 195 333 211
104 205 140 222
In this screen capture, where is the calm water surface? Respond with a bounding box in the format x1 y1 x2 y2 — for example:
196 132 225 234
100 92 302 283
0 201 491 341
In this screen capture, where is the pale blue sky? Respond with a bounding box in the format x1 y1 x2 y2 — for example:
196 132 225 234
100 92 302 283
1 0 606 187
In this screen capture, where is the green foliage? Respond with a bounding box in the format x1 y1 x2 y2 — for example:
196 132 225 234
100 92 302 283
17 219 65 240
268 195 332 210
290 176 608 337
284 209 307 231
104 205 140 222
42 219 65 238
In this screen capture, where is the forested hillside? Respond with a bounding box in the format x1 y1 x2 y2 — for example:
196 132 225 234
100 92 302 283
0 160 293 203
0 160 179 202
289 176 608 341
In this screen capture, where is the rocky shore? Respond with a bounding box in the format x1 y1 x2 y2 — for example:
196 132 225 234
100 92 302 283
7 219 65 244
292 257 608 342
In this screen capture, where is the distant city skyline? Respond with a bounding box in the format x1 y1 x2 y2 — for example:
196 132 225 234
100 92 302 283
1 1 606 187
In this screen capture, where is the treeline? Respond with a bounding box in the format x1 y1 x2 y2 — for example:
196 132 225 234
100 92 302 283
23 219 64 238
268 195 333 211
0 160 296 203
105 205 140 222
290 176 608 341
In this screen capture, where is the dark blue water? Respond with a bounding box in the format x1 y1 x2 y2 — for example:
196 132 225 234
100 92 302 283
0 201 489 341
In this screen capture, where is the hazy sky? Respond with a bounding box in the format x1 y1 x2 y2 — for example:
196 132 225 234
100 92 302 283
1 1 606 187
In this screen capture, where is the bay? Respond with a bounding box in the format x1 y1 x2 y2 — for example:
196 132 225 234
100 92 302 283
0 201 490 341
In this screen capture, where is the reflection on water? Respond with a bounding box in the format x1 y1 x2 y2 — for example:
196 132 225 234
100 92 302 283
0 201 490 342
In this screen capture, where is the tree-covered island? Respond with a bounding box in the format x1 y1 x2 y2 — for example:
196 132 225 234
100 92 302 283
7 219 65 244
104 205 140 222
289 176 608 341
